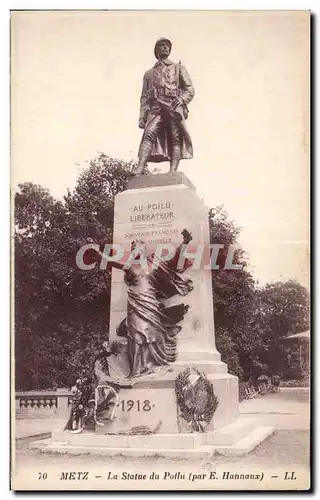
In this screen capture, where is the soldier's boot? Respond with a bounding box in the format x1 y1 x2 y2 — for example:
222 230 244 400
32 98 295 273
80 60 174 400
135 143 152 175
134 164 146 176
169 146 181 172
134 159 147 176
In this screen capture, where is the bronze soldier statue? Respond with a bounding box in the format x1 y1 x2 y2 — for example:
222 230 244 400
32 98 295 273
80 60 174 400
136 38 195 175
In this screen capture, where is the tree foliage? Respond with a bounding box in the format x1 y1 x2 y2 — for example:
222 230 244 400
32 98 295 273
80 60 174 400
15 154 134 389
207 206 309 381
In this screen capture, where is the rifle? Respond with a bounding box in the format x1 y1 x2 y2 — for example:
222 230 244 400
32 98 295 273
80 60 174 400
176 60 188 120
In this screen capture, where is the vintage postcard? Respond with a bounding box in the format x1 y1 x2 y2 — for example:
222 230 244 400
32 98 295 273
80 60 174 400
11 10 310 491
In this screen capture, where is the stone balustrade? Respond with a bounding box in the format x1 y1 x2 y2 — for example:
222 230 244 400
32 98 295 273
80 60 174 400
15 389 72 418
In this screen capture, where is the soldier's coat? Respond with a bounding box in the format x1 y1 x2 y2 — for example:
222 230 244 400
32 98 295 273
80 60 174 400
139 59 195 162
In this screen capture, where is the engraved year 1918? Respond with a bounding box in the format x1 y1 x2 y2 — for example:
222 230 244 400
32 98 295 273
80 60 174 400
119 400 154 411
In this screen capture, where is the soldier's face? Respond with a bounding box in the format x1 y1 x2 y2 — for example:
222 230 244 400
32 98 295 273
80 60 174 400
157 42 171 59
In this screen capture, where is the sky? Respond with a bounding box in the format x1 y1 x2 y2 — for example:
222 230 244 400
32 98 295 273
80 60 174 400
11 10 309 287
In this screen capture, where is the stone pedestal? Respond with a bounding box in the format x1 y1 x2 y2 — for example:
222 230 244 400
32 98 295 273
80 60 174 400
110 173 222 362
94 372 238 435
106 172 238 433
32 173 274 457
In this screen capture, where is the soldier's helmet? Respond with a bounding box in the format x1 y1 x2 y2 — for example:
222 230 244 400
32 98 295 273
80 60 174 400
154 37 172 59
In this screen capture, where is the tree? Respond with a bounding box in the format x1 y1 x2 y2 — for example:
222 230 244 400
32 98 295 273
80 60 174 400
14 154 136 389
208 206 258 379
208 208 309 381
15 183 69 389
254 280 309 378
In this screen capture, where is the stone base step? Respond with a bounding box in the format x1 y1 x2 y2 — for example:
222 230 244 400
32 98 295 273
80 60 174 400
30 425 275 458
30 439 216 459
50 430 206 450
171 360 228 374
206 417 257 446
177 349 221 362
214 426 275 456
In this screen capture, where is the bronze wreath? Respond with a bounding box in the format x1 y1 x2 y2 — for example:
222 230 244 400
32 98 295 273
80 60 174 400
175 367 219 432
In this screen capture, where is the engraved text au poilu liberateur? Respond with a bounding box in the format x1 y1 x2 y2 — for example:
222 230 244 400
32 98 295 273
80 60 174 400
129 202 174 223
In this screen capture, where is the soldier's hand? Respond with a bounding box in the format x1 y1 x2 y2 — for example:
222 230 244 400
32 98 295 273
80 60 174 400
172 97 183 109
138 119 146 129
